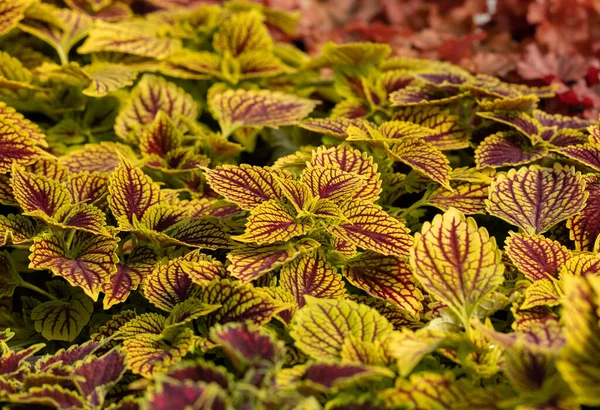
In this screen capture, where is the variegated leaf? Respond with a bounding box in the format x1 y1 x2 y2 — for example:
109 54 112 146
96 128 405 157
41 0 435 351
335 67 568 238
474 132 548 168
280 250 346 308
78 20 181 59
385 136 452 189
114 74 198 143
505 233 571 282
393 106 470 150
411 208 504 322
108 159 163 226
486 164 588 235
290 296 393 360
204 164 293 210
343 251 423 316
310 145 382 202
30 232 119 300
327 200 413 257
227 238 320 282
234 200 312 245
209 88 317 137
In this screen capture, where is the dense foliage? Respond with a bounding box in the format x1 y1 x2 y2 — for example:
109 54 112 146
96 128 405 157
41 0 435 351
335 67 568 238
1 1 600 409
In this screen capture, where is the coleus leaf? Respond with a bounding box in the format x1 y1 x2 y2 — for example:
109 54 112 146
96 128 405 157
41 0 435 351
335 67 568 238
167 50 222 79
426 181 489 215
280 250 346 308
504 233 571 282
118 312 166 340
203 164 293 210
410 208 504 324
29 231 119 300
124 327 195 378
533 110 594 130
393 106 470 150
144 379 227 410
299 362 394 392
233 200 312 245
31 287 93 342
0 251 21 298
165 298 221 330
384 136 452 189
477 110 543 141
299 118 372 139
0 116 48 173
0 51 39 104
208 88 318 137
108 158 163 226
9 385 87 410
275 177 313 213
156 217 233 249
342 251 423 316
35 340 100 372
12 166 108 235
290 296 393 360
212 10 271 57
560 142 600 173
199 279 287 327
309 145 382 202
82 62 139 98
301 166 365 203
389 86 467 107
309 41 391 68
139 111 182 157
520 279 560 309
326 200 413 257
0 340 43 379
347 296 420 334
383 371 504 409
78 20 182 59
227 238 320 282
477 94 540 112
142 257 201 312
102 245 158 309
474 131 548 168
72 348 126 407
164 359 231 388
0 213 36 246
556 275 600 405
210 322 285 370
59 142 137 174
65 171 108 207
0 0 32 36
560 254 600 278
114 74 198 143
486 164 588 235
91 310 137 350
19 7 92 65
0 101 47 147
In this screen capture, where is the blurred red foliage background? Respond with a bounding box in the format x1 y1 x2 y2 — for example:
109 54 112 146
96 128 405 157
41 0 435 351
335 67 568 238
252 0 600 119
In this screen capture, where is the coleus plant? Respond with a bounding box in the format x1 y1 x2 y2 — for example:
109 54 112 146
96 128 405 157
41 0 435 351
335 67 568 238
1 1 600 409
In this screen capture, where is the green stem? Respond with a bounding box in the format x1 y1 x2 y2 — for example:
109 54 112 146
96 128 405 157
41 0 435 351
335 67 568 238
400 199 427 219
19 281 59 301
57 47 68 65
65 229 76 250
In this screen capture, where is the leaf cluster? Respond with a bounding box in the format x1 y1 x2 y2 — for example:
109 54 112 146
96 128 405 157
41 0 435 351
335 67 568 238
1 1 600 409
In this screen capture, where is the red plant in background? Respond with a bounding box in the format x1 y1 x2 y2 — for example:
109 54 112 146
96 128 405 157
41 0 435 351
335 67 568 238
258 0 600 118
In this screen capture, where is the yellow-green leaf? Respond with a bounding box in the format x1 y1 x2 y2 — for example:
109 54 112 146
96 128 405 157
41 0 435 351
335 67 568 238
290 296 393 361
234 200 312 245
410 208 504 323
486 164 588 235
209 88 317 137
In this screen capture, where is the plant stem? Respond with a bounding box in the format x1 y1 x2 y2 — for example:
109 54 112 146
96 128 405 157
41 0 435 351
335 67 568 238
65 229 76 250
19 281 59 301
